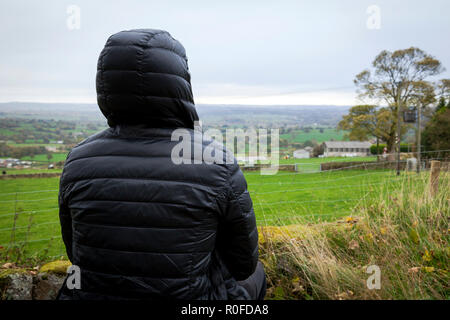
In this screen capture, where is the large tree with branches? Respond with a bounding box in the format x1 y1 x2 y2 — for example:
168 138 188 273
338 105 396 152
353 47 444 152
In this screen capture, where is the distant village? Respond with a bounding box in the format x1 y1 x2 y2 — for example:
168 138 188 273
0 158 32 169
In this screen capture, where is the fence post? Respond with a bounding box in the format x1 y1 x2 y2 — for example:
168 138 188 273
429 160 440 197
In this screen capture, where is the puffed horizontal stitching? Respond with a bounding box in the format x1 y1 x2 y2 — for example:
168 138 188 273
70 198 211 211
63 173 219 190
237 190 253 206
79 264 191 281
72 219 198 230
240 207 255 221
224 164 242 198
69 128 200 147
71 134 173 149
104 44 186 59
99 69 190 83
121 30 166 34
65 153 171 166
119 30 167 35
68 136 183 156
75 241 210 255
100 93 194 105
69 141 203 157
231 186 249 200
66 152 213 165
77 267 211 297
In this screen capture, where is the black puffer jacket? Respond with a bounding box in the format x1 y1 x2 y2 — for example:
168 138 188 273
58 29 259 300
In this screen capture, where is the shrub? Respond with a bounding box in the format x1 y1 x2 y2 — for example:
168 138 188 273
370 144 410 155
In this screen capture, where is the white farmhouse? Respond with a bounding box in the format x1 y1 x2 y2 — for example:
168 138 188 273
293 147 312 159
322 141 372 157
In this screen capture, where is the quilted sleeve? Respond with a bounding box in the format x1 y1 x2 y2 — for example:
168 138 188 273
216 162 259 281
58 153 73 262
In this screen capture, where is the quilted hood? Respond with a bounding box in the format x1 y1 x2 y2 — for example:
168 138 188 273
96 29 199 128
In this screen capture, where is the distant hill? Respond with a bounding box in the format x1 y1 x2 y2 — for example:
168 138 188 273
195 104 350 128
0 102 350 127
0 102 103 122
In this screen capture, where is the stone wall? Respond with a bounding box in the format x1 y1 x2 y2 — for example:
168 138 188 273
240 164 296 172
320 161 406 171
320 160 450 171
0 172 61 180
0 261 70 300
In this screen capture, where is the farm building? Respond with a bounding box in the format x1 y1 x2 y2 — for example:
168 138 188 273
0 158 20 168
293 147 312 159
322 141 371 157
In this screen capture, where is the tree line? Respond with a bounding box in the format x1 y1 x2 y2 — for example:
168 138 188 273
0 143 47 159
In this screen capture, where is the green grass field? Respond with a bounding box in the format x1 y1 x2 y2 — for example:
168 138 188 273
1 168 62 175
0 159 406 263
0 177 63 261
20 152 67 163
0 155 446 299
246 169 401 224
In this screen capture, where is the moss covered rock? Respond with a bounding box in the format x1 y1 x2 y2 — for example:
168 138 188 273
33 273 65 300
39 260 71 275
0 271 33 300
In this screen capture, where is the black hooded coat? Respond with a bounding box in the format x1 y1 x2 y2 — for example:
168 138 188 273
57 29 259 300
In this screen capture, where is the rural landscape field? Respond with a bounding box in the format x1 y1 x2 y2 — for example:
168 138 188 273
0 162 396 259
0 100 448 300
0 0 449 303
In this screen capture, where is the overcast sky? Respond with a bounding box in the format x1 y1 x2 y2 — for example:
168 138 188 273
1 0 449 105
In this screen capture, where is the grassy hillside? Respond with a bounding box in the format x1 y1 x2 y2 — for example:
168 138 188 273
260 171 449 299
0 169 447 300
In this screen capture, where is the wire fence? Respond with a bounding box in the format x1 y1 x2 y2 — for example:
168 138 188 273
262 157 448 176
0 150 448 262
0 189 59 196
251 179 408 195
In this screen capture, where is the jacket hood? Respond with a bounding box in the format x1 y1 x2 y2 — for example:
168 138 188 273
96 29 199 129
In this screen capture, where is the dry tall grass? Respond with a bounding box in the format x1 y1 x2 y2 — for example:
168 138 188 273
259 171 449 299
